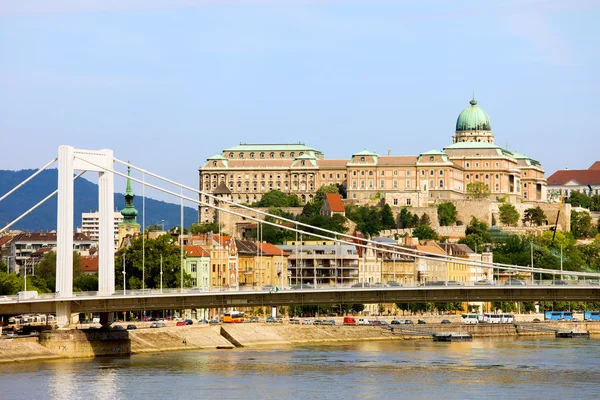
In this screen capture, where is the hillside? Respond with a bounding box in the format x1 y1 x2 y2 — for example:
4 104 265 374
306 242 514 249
0 169 197 231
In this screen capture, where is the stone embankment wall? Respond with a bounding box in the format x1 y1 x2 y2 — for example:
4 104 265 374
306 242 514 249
0 336 59 363
129 325 233 353
39 329 131 358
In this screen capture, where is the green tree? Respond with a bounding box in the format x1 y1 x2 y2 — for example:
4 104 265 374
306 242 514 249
413 225 438 240
571 210 594 239
458 217 491 251
190 222 221 234
398 207 414 229
522 206 546 226
466 182 490 199
499 203 520 226
253 190 300 207
345 205 383 237
34 250 82 292
437 202 457 226
0 272 23 295
115 234 193 290
314 184 340 203
419 213 431 227
567 190 591 208
381 204 397 230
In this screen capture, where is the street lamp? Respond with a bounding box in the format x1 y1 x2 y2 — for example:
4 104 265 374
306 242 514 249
122 253 127 295
161 220 165 232
160 254 163 294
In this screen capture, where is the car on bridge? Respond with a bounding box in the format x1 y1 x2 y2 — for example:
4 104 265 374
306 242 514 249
505 279 526 285
351 282 371 288
126 324 137 330
386 281 402 287
475 280 495 286
291 283 315 290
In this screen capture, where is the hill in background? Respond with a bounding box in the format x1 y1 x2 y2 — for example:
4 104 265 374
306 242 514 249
0 169 197 232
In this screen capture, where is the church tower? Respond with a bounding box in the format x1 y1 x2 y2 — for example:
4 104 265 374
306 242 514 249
117 166 141 248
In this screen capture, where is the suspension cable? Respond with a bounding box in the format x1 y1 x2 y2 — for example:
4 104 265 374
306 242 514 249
0 157 58 203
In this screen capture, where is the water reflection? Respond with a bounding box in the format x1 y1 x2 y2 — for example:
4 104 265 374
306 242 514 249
1 338 600 399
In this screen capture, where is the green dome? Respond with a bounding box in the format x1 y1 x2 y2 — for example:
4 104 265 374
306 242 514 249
456 98 492 132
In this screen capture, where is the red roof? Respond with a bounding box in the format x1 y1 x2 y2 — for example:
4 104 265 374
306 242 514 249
547 165 600 186
184 245 210 257
325 193 345 213
259 242 289 256
0 235 13 247
80 256 98 273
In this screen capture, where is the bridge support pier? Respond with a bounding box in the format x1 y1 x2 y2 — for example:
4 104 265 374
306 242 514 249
56 302 72 328
99 312 114 329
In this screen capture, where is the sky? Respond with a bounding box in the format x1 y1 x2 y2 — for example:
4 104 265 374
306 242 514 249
1 0 599 204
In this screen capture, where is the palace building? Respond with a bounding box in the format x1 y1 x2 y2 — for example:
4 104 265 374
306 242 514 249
198 97 547 223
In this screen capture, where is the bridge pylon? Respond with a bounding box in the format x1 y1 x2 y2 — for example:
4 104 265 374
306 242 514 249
56 145 115 327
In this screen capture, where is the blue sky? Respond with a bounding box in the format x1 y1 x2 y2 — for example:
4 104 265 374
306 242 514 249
1 0 598 203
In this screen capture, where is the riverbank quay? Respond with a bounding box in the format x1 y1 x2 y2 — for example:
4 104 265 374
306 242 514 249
3 320 600 363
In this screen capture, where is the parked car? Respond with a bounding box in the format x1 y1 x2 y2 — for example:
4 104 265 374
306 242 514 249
417 320 427 325
386 281 402 287
112 325 125 330
262 285 275 291
440 319 451 324
475 280 495 286
150 322 160 328
126 324 137 330
184 319 194 325
208 319 220 325
291 283 315 290
327 320 336 325
176 321 186 326
505 279 526 285
289 318 301 325
372 282 386 288
198 319 209 324
391 320 401 325
275 317 284 323
532 318 541 323
313 319 324 325
446 281 465 286
302 319 313 325
404 320 414 325
572 317 580 322
343 317 357 325
266 316 275 323
249 316 259 323
6 331 18 338
351 282 371 288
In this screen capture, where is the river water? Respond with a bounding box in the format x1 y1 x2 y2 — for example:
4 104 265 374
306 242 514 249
2 337 599 399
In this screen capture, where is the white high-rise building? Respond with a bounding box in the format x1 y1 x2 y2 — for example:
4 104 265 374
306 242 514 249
80 211 123 251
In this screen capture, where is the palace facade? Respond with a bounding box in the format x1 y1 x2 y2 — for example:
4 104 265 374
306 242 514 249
198 97 547 223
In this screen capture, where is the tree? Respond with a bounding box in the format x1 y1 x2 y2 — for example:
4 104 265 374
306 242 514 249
522 206 546 226
398 208 414 229
190 222 221 234
253 190 300 207
571 210 594 239
499 203 520 226
115 234 193 290
567 190 591 208
315 185 339 203
381 204 396 230
345 205 382 237
34 250 82 292
419 213 431 227
437 202 457 226
413 225 438 240
458 217 491 251
466 182 490 199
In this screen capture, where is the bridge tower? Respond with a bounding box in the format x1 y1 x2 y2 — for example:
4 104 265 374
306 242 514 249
56 145 115 327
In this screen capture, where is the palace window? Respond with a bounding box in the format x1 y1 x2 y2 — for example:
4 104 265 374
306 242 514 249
439 180 444 188
280 152 285 158
439 170 443 176
229 152 234 158
406 179 411 188
393 179 398 188
429 156 435 162
270 152 275 158
465 162 470 168
250 152 255 158
380 180 385 188
406 170 410 176
239 152 244 158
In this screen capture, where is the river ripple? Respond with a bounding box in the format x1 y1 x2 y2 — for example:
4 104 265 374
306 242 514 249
1 337 599 400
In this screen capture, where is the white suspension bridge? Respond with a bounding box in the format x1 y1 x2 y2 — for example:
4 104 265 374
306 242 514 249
1 145 599 327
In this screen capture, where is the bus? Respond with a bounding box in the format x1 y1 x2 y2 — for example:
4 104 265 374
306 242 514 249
6 314 55 333
460 314 480 324
544 311 573 321
502 314 514 323
223 311 245 323
584 311 600 321
480 314 514 324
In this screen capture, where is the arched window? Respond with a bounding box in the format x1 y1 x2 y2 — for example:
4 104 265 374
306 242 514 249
270 152 275 158
260 152 265 158
280 152 285 158
250 152 255 158
239 152 244 158
229 152 234 158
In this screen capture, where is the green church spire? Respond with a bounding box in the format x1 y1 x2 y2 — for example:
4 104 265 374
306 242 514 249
120 165 139 226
